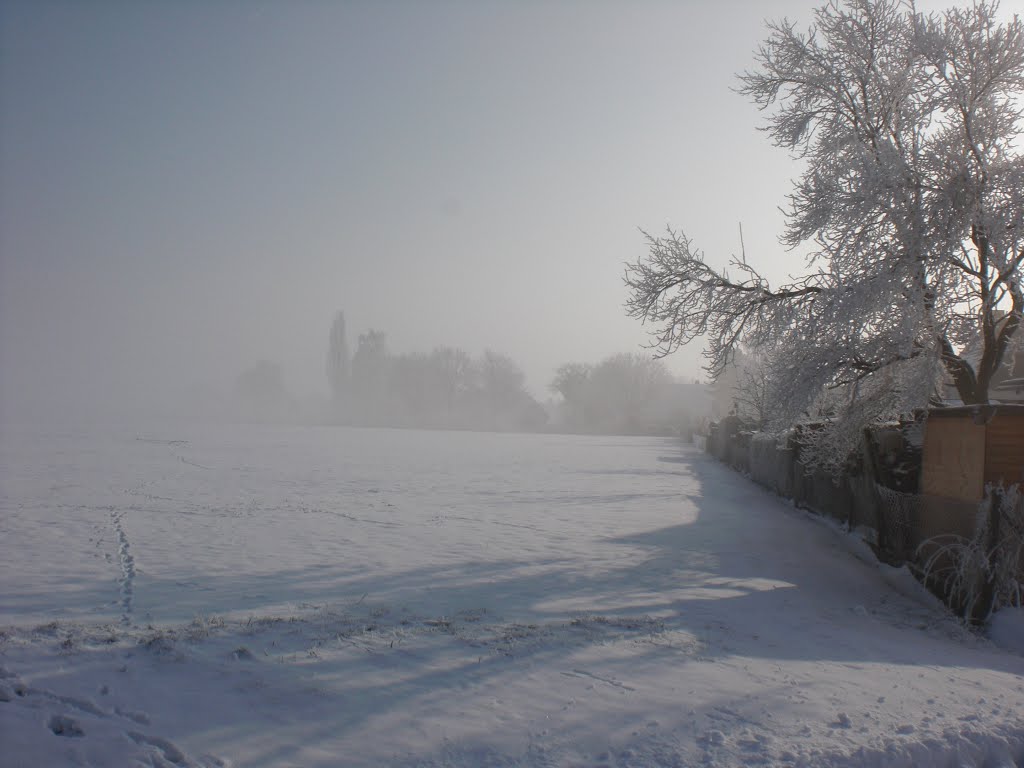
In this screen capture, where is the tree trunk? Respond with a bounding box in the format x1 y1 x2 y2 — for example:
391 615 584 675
940 339 984 405
970 488 1004 626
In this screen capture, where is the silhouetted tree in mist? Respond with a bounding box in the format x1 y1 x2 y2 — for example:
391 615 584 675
429 346 475 419
351 330 391 423
326 311 351 414
551 353 709 435
340 329 545 431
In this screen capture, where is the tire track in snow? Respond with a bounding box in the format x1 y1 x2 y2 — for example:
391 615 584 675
110 509 135 625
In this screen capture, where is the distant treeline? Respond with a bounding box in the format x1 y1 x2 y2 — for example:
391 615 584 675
326 312 547 432
548 353 708 436
230 311 710 435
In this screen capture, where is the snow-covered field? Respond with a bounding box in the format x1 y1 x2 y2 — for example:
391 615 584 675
1 423 1023 767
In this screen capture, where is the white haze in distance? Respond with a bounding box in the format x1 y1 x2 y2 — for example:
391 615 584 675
1 0 1017 422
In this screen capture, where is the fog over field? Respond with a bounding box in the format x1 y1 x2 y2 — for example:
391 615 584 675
3 0 1013 425
0 1 837 423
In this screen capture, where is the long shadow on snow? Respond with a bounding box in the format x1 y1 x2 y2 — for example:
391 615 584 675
12 440 1024 766
197 443 1024 761
96 442 1024 675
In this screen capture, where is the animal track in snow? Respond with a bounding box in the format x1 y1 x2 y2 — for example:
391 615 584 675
2 662 209 766
128 730 189 765
7 674 113 720
177 455 213 471
48 714 84 737
115 706 151 724
52 691 107 717
138 435 213 470
110 510 135 625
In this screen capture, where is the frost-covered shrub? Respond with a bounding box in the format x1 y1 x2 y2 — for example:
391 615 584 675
918 485 1024 624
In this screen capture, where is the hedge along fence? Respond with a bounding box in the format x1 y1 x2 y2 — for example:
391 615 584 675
705 412 1024 622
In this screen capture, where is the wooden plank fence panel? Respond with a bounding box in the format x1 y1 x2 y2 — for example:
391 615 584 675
922 416 985 503
984 412 1024 488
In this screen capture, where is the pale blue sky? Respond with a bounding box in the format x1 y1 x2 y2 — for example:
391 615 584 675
2 0 1017 419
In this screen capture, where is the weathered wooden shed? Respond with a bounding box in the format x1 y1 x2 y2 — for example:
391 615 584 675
917 404 1024 546
921 405 1024 504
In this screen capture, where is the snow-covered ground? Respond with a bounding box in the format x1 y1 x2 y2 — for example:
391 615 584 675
1 423 1023 767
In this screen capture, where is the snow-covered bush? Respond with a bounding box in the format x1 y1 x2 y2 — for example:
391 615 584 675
918 485 1024 624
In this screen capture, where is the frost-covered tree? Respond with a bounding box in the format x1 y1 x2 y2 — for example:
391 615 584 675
625 1 1024 447
729 350 774 430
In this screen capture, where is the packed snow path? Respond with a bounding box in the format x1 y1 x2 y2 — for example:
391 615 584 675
1 425 1023 767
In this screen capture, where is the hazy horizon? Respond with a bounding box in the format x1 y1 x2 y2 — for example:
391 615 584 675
2 0 1015 422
